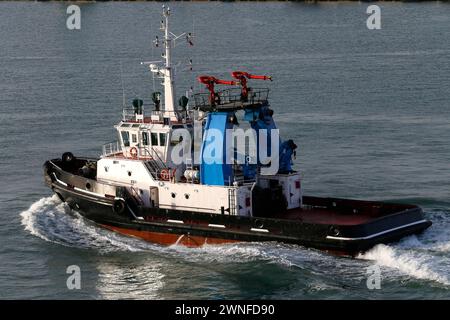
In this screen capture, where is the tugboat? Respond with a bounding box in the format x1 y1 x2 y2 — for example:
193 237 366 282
43 7 431 256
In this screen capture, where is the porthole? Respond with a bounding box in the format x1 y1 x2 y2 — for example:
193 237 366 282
171 192 176 198
128 171 132 176
85 182 91 190
184 194 190 199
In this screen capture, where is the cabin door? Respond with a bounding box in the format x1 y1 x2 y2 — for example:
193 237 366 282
150 186 159 208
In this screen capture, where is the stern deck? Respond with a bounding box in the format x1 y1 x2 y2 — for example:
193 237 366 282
262 196 419 226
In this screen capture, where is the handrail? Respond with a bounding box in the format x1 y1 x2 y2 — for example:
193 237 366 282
48 159 122 190
130 185 145 206
193 87 269 110
102 141 122 157
123 106 196 124
137 145 166 166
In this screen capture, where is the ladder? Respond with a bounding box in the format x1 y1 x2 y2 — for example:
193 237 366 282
143 147 168 179
130 185 144 206
228 188 236 215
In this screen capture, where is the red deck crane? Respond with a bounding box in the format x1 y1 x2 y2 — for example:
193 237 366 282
197 75 238 106
231 71 272 101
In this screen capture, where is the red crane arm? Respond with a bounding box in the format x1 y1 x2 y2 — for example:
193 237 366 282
198 75 237 86
197 75 238 105
214 79 237 86
231 71 272 82
231 71 272 100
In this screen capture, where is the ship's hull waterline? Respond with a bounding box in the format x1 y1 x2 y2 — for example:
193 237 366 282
44 159 431 256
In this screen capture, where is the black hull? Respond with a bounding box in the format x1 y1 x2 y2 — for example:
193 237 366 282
44 159 432 256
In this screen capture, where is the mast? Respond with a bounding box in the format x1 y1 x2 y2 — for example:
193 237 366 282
145 6 193 122
161 6 176 121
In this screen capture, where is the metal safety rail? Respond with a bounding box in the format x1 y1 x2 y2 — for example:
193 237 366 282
141 146 169 180
193 88 269 111
102 141 122 157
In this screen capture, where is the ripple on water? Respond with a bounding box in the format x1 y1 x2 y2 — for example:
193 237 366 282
20 196 450 299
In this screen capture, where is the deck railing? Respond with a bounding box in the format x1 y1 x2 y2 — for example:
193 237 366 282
193 88 270 110
122 106 197 124
102 141 122 157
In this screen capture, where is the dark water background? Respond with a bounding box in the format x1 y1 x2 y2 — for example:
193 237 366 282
0 2 449 299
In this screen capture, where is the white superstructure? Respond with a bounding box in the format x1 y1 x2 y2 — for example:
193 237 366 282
96 6 302 218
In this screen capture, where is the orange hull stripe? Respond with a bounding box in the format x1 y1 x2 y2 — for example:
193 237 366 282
100 224 238 247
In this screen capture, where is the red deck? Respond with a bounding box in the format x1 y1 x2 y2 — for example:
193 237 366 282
263 196 417 226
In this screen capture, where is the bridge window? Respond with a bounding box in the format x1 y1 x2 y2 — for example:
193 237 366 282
151 132 158 146
121 131 130 147
142 132 149 145
159 133 166 146
132 134 137 143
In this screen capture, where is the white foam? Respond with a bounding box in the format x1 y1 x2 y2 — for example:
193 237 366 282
20 195 62 242
20 197 450 287
358 244 450 286
20 196 154 253
357 211 450 287
166 242 313 269
168 242 275 263
20 196 305 264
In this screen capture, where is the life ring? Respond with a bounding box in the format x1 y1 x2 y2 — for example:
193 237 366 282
160 168 170 181
130 147 138 159
112 199 126 215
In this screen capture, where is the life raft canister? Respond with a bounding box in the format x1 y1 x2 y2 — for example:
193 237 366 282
130 147 138 158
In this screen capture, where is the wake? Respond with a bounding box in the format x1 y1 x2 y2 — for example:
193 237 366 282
358 210 450 287
21 196 450 287
20 195 152 253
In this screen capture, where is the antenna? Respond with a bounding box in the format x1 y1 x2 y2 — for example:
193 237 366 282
143 6 195 121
